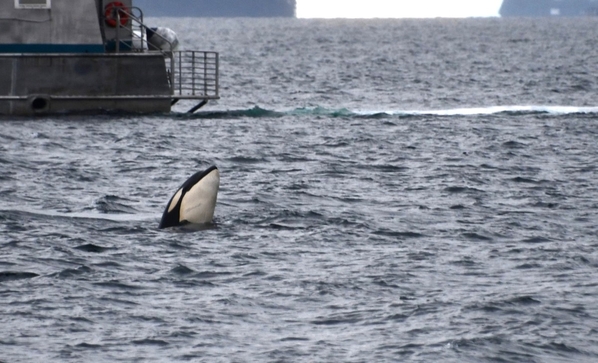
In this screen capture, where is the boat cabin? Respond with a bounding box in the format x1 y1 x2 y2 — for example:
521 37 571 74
0 0 219 115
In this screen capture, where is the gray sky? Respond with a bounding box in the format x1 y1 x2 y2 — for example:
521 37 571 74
297 0 504 18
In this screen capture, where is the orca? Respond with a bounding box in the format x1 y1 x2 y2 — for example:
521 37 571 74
158 166 219 229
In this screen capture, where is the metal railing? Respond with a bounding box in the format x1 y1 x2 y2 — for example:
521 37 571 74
103 6 219 101
169 51 219 99
107 6 148 53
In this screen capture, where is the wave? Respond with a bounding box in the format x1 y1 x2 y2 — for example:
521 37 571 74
0 205 155 223
382 105 598 117
178 105 598 119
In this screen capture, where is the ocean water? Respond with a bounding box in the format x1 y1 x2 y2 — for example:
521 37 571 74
1 17 598 362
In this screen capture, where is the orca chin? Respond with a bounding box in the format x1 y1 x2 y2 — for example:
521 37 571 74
158 166 220 229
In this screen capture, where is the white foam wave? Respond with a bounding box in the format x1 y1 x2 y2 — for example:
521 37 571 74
355 105 598 116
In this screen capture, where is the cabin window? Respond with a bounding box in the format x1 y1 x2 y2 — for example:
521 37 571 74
15 0 51 9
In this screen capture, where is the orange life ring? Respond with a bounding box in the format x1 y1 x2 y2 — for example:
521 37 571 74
104 1 129 27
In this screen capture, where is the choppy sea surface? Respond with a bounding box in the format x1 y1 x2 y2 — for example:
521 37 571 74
1 18 598 362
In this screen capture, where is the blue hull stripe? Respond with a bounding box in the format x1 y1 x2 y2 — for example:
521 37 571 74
0 44 105 53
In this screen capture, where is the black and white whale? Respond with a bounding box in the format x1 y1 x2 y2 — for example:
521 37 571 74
158 166 220 229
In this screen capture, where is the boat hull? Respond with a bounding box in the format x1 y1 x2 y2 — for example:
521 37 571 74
0 53 172 115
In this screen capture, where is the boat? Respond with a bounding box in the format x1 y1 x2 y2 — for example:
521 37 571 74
500 0 598 17
134 0 296 18
0 0 219 115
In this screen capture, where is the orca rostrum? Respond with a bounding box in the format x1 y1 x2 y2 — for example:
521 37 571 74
158 166 220 229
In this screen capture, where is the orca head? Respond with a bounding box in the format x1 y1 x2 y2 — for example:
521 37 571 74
158 166 220 229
